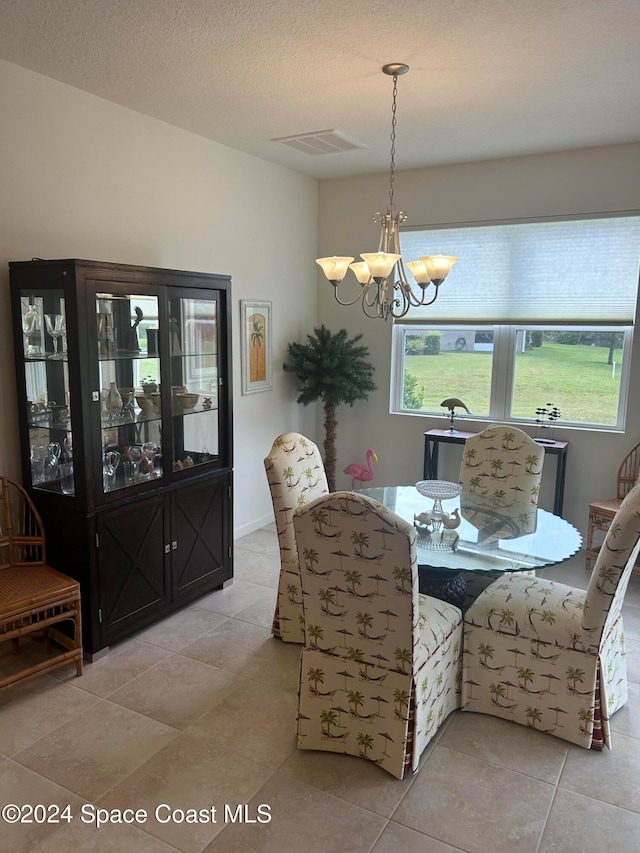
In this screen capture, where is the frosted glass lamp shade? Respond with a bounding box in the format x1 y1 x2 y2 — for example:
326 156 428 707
406 260 431 284
360 252 401 281
348 262 372 285
316 256 354 282
421 255 459 282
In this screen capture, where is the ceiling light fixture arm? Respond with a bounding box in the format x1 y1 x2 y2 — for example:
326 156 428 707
329 282 369 307
362 286 390 319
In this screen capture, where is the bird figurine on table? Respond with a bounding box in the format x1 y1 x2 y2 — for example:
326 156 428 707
439 507 461 547
344 449 378 489
413 511 433 536
440 508 461 530
441 397 471 433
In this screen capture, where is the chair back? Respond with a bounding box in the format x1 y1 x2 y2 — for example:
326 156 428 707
616 442 640 500
460 425 544 511
293 491 418 664
0 476 46 571
264 431 328 547
264 433 329 636
583 482 640 650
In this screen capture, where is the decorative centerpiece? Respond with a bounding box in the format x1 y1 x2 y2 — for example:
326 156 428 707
414 480 462 551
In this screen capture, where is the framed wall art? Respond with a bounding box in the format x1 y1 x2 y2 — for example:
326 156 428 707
240 299 272 394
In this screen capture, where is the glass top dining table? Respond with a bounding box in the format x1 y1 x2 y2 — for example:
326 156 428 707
357 484 582 576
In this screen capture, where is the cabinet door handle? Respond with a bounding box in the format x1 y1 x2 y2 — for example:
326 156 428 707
172 540 178 550
164 544 171 554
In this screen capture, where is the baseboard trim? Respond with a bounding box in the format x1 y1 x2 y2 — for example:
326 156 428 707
234 512 275 540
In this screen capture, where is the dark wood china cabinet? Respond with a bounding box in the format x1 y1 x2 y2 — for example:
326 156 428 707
10 259 233 657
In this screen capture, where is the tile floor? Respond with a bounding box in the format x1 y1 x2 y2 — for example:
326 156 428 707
2 525 640 852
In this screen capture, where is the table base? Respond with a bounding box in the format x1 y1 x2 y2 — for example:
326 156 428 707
418 567 466 610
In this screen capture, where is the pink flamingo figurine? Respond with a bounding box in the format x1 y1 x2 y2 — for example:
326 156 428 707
344 449 379 489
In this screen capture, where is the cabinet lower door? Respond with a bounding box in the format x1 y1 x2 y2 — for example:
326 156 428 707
97 495 169 643
170 475 229 599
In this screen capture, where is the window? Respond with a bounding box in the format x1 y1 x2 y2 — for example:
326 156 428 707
391 215 640 430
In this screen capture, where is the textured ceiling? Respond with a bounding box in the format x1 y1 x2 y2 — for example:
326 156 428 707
0 0 639 179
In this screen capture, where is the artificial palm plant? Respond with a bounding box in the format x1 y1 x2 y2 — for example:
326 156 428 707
284 325 377 491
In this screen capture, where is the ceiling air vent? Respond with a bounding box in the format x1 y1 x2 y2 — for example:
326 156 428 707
271 129 366 156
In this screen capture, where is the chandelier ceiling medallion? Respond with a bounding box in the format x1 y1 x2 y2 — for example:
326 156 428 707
316 63 458 321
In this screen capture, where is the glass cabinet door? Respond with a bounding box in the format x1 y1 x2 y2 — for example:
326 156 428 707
168 294 221 472
19 290 73 494
97 291 162 494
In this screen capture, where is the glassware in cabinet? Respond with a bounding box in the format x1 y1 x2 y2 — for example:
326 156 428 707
168 293 221 473
96 291 162 494
18 289 73 494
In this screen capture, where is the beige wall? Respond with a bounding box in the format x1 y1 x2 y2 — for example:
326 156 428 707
2 55 638 540
317 143 640 535
0 59 319 537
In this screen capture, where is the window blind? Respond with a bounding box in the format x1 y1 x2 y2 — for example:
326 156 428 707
401 215 640 324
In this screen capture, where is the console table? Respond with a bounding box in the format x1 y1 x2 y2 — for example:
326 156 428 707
423 428 569 516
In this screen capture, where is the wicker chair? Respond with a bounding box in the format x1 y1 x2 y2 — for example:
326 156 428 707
0 476 83 691
586 442 640 573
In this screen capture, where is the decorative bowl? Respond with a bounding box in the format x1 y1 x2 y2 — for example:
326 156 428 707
135 393 158 416
415 480 462 501
175 392 199 410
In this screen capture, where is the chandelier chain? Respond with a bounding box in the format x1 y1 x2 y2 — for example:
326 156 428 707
388 73 398 214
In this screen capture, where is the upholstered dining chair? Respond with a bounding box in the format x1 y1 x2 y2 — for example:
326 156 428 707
462 482 640 750
0 476 83 691
293 490 463 779
459 425 545 513
264 432 329 643
459 425 545 602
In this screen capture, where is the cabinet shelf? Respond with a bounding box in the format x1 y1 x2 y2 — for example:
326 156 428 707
25 354 70 363
98 352 158 362
28 415 71 430
172 407 219 416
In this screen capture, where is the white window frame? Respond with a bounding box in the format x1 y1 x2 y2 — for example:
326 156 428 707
391 323 634 431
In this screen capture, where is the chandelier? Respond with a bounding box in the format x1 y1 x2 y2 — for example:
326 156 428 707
316 63 458 321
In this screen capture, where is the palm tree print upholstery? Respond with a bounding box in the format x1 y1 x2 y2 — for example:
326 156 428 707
264 432 329 643
293 491 463 779
460 426 544 597
462 483 640 749
460 425 545 516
